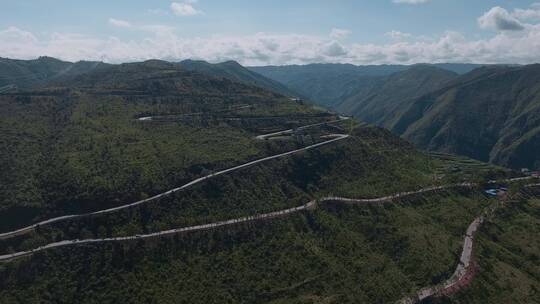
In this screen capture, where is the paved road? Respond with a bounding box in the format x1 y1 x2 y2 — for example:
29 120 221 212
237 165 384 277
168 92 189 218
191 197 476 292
321 183 474 204
0 118 350 240
137 105 252 121
255 116 350 140
0 183 475 262
396 181 540 304
397 211 488 304
0 177 537 262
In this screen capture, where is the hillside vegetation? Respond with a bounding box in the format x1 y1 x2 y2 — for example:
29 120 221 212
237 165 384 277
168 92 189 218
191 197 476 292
386 65 540 170
250 63 479 109
178 59 298 98
336 65 457 125
0 56 109 89
0 58 536 303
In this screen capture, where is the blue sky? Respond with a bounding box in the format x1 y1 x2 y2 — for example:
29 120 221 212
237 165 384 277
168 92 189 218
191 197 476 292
1 0 540 65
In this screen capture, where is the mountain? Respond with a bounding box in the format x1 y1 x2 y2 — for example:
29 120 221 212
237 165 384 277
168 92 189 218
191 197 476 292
250 63 408 108
386 64 540 170
0 57 298 98
431 63 484 74
0 58 536 304
0 56 109 89
252 62 540 170
178 59 299 97
250 63 482 108
336 65 458 125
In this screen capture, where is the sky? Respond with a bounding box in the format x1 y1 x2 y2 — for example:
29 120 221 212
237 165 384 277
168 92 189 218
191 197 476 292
1 0 540 65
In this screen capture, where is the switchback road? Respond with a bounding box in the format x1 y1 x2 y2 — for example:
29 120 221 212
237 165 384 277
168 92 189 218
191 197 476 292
0 118 350 240
0 183 474 262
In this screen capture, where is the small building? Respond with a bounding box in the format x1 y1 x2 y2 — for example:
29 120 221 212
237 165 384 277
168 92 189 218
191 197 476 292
532 171 540 177
521 168 531 174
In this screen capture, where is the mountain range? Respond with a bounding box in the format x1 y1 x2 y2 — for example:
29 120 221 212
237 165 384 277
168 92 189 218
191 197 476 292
252 62 540 170
0 56 537 303
250 63 482 108
2 57 538 169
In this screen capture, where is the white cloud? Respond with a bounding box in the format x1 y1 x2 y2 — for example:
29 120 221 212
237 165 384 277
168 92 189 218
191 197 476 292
330 28 351 39
513 8 540 20
513 2 540 21
108 18 132 28
170 1 203 16
323 41 348 57
4 3 540 67
385 30 412 40
478 7 525 31
393 0 430 4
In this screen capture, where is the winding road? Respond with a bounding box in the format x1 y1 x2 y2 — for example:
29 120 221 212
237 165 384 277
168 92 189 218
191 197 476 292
1 180 535 263
1 106 538 304
0 183 475 262
398 182 540 304
0 116 350 241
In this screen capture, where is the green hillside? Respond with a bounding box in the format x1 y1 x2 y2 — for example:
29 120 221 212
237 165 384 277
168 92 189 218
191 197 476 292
0 57 109 89
249 63 480 109
178 60 299 98
387 65 540 170
336 65 457 125
0 57 298 98
0 59 537 303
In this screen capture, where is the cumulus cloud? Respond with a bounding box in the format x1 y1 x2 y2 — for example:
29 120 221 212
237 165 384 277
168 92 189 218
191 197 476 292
4 3 540 67
393 0 430 4
478 7 525 31
513 3 540 21
323 41 348 57
108 18 132 28
171 1 203 16
330 28 351 39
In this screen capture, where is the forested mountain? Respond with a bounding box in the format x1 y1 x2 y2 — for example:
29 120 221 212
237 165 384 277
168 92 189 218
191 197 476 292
0 58 537 303
336 65 458 125
0 56 109 89
0 56 298 98
250 63 481 108
178 59 299 97
384 64 540 170
253 62 540 170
